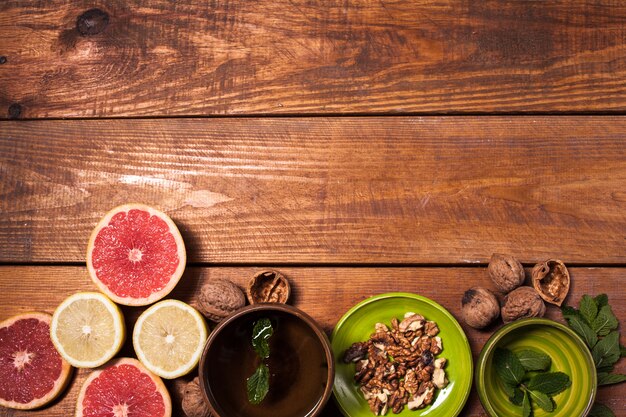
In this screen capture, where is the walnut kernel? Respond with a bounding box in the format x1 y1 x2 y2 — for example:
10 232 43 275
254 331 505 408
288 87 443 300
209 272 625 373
246 270 291 304
461 287 500 329
197 279 245 322
182 377 212 417
501 286 546 323
532 259 570 306
488 253 525 293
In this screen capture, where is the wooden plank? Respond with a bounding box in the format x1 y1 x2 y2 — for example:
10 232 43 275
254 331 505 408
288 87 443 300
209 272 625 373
2 1 626 117
0 266 623 416
2 117 625 264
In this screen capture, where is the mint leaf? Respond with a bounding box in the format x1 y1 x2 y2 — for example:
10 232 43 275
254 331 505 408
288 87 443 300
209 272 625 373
580 295 598 325
494 347 525 385
501 381 516 397
594 294 609 308
526 372 571 395
517 349 551 371
529 390 554 412
246 364 269 404
597 372 626 386
592 331 620 369
561 305 580 320
251 318 273 359
522 391 531 417
589 403 616 417
566 315 598 349
621 344 626 358
592 305 619 337
509 386 524 406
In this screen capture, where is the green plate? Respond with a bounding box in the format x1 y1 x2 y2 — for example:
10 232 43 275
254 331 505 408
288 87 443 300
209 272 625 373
331 292 473 417
475 318 597 417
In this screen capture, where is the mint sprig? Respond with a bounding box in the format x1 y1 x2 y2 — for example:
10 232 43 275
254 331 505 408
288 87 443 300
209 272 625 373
562 294 624 416
493 348 570 416
247 318 273 404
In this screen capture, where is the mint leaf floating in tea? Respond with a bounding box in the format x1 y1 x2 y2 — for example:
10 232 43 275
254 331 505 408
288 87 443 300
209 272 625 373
252 318 273 359
494 347 524 385
247 364 269 405
247 318 273 404
516 350 551 372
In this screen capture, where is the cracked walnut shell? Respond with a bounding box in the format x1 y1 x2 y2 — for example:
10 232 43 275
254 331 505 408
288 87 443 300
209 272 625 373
501 286 546 323
197 279 246 322
532 259 570 306
488 253 525 293
246 270 291 304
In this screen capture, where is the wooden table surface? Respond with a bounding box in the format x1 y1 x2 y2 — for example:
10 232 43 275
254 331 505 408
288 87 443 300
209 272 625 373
1 1 625 417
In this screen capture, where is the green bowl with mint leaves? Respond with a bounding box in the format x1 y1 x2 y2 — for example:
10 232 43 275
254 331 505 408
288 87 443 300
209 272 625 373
476 318 596 417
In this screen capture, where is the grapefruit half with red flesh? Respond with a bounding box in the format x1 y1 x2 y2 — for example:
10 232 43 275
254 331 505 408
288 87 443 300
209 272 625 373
0 312 72 410
76 357 172 417
87 204 186 306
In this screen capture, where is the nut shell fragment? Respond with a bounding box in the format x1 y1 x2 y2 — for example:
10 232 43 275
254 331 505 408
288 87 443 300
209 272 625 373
501 286 546 323
488 253 525 293
197 279 246 322
246 270 291 304
531 259 570 306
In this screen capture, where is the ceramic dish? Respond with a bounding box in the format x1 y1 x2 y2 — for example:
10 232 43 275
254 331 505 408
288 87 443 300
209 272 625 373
332 292 473 417
475 318 596 417
199 304 334 417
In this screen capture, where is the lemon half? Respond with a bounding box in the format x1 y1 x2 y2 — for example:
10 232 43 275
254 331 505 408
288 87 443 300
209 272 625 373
51 292 125 368
133 299 208 379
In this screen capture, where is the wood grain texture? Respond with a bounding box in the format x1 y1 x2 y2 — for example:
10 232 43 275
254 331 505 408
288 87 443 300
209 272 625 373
2 0 626 117
0 266 624 417
1 117 625 264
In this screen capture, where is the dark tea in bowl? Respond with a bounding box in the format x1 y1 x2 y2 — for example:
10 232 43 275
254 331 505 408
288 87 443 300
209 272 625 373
199 304 334 417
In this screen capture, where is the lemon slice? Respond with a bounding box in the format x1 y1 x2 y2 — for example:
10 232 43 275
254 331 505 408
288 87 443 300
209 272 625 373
51 292 125 368
133 299 208 379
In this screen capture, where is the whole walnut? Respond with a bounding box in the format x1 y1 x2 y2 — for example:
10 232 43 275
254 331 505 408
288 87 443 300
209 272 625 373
182 377 212 417
197 279 245 322
501 286 546 323
488 253 525 293
461 287 500 329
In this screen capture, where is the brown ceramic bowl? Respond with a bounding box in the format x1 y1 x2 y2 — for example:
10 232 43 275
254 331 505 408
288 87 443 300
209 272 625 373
199 304 334 417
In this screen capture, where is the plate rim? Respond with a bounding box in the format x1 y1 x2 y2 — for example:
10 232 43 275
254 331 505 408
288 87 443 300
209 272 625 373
331 292 473 417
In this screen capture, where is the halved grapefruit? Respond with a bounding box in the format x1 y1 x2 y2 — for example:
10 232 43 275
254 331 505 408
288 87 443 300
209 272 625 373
0 312 72 410
87 204 187 306
76 357 172 417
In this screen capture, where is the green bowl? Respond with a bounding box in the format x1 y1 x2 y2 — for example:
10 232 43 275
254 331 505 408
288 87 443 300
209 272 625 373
476 318 597 417
331 292 473 417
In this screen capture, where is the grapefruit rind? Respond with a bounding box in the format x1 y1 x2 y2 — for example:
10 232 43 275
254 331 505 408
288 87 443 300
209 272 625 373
50 292 125 368
133 299 208 379
86 203 187 306
0 312 73 410
75 357 172 417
